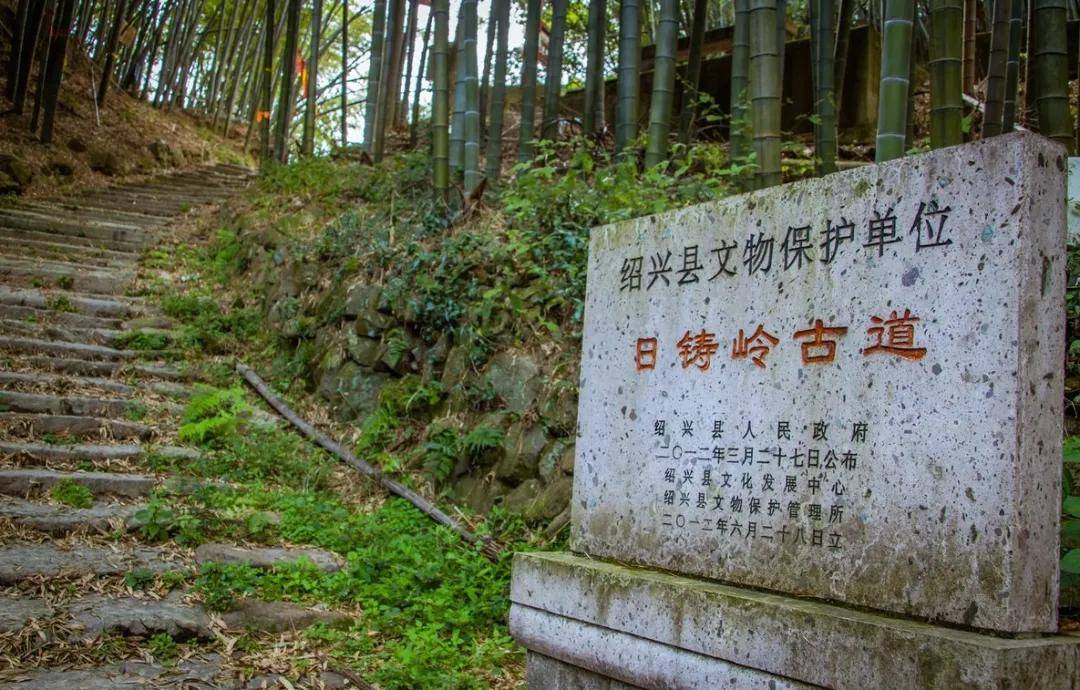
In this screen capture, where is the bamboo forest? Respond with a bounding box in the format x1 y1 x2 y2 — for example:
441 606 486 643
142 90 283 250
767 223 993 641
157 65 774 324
0 0 1079 687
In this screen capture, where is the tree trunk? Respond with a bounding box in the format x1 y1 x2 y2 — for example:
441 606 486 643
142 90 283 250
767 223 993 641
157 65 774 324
811 0 837 172
39 0 77 144
261 0 275 165
399 0 419 129
96 0 128 105
962 0 976 93
450 14 466 173
582 0 607 135
432 0 450 200
485 0 510 180
275 0 300 162
6 0 30 101
378 0 405 139
31 0 59 131
875 0 914 161
929 0 963 147
775 0 785 84
1001 0 1021 130
517 0 542 161
12 0 48 114
833 0 853 114
645 0 678 167
1033 0 1072 152
410 7 432 144
982 0 1011 136
749 0 781 187
479 0 497 133
302 0 323 154
730 0 750 170
615 0 641 153
341 0 349 145
363 0 387 151
541 0 568 140
678 0 707 143
462 0 480 193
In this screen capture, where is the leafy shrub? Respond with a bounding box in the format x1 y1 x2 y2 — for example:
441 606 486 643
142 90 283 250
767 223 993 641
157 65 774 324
177 386 249 447
50 478 93 508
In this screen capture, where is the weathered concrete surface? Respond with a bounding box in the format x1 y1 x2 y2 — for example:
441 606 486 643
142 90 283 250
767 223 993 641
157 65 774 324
68 594 212 640
0 597 48 632
0 654 227 689
0 544 184 584
526 654 645 690
194 543 343 572
0 497 138 535
511 552 1080 690
572 132 1066 633
221 598 351 633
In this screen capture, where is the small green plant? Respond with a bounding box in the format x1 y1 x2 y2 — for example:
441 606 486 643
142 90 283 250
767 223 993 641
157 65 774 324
146 632 179 664
44 295 74 312
177 385 249 447
124 567 156 590
132 497 178 541
56 275 74 290
50 478 93 508
115 330 172 351
462 426 503 457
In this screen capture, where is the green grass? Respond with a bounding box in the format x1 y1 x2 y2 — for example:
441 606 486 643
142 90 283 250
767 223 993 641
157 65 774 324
49 478 93 508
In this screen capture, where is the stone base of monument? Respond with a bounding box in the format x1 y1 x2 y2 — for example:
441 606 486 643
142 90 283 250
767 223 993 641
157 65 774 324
510 552 1080 690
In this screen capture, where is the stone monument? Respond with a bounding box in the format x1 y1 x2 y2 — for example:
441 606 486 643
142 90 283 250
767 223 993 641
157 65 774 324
510 132 1080 688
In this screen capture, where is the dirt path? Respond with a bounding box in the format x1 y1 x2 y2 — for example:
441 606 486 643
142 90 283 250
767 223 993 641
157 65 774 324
0 167 357 689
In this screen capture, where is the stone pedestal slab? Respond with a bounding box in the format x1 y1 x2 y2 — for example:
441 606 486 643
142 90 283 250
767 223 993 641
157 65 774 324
510 552 1080 690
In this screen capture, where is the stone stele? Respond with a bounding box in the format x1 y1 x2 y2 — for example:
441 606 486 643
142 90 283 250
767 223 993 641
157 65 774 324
571 132 1065 633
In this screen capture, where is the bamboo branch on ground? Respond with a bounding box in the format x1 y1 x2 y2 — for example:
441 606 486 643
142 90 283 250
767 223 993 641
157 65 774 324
236 362 501 561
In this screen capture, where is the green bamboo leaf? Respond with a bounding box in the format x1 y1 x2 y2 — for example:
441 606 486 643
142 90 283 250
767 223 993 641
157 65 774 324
1064 496 1080 517
1064 519 1080 541
1061 549 1080 574
1063 437 1080 463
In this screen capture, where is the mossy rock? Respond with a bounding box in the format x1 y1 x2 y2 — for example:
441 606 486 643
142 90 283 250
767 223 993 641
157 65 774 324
453 475 510 514
346 333 384 368
317 361 389 421
503 478 543 515
0 154 33 187
540 380 578 436
0 171 20 195
440 345 471 389
344 283 384 317
494 421 548 485
524 476 573 524
482 350 542 413
537 438 571 483
88 148 124 176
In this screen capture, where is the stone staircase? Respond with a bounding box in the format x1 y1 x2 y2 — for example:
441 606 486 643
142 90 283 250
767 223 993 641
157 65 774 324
0 166 352 689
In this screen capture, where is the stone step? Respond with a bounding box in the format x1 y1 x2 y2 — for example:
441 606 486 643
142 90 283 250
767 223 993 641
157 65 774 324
67 593 212 641
0 336 137 361
0 317 124 346
0 207 146 238
0 654 227 689
193 543 344 572
0 596 49 632
0 370 136 396
0 211 150 248
59 195 178 218
0 240 136 268
0 543 184 584
76 192 205 216
0 468 156 498
14 356 185 380
0 261 132 295
0 286 144 317
0 390 142 418
0 225 142 253
0 413 154 441
0 440 196 464
0 496 139 535
14 200 166 228
0 303 125 330
220 598 351 633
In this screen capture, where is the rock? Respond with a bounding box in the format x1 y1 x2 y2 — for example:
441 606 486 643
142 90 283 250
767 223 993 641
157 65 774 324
556 443 576 475
354 307 395 338
0 468 157 498
440 345 471 389
0 153 34 187
49 158 75 176
68 593 212 640
537 439 571 483
318 361 390 420
0 596 49 632
346 332 383 368
0 496 139 535
453 475 510 514
5 654 226 689
194 543 343 572
0 544 183 584
88 148 123 176
483 350 543 413
148 139 185 167
221 598 351 633
494 421 548 484
379 330 419 374
503 478 543 515
540 380 578 436
0 171 20 195
343 283 384 317
67 137 88 152
524 475 573 523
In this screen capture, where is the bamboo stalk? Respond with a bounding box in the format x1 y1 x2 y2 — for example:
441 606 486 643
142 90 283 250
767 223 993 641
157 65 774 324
875 0 914 162
644 0 678 167
582 0 607 135
678 0 707 143
982 0 1011 137
517 0 542 161
1001 0 1021 131
462 0 481 192
615 0 641 153
748 0 781 187
730 0 750 176
236 363 500 559
432 0 450 200
1032 0 1073 153
484 0 510 181
929 0 963 148
812 0 837 173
